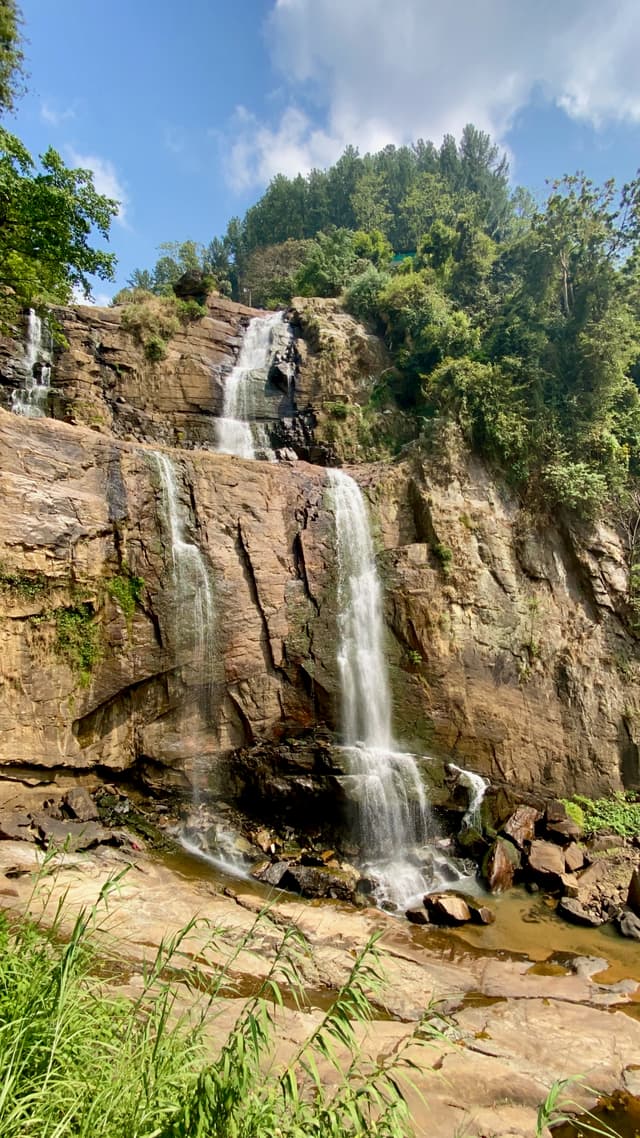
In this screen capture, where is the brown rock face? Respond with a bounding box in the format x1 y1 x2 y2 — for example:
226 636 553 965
423 892 472 924
1 296 640 807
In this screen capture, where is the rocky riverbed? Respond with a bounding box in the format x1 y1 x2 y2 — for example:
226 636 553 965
1 775 640 1138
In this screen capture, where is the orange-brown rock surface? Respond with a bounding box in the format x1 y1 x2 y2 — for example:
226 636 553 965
0 296 639 801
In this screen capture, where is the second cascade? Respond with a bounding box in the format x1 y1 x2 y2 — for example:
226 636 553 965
328 468 474 910
217 311 292 460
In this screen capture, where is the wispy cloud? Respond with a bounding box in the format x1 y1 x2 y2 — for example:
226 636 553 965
226 0 640 190
67 149 129 226
40 100 76 128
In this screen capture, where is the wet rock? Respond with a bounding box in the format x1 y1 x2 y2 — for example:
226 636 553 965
558 897 606 927
527 840 566 885
423 892 472 925
252 860 290 888
564 842 586 873
482 837 521 892
279 863 358 902
456 825 488 860
501 805 541 850
0 812 35 842
406 907 429 925
627 868 640 917
617 908 640 941
468 901 496 925
63 787 99 822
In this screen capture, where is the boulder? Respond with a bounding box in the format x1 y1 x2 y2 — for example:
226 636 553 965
32 814 112 851
627 868 640 917
406 907 429 925
617 908 640 941
279 863 358 902
252 860 291 888
482 837 521 892
0 812 35 842
468 901 496 925
527 839 566 885
546 818 583 843
564 842 586 873
423 892 472 925
501 805 541 849
558 897 605 927
63 787 99 822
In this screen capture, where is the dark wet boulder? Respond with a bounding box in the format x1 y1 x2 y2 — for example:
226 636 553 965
558 897 605 927
423 892 472 925
617 908 640 941
456 825 488 860
501 805 541 850
627 868 640 917
406 907 429 925
252 860 291 888
482 837 521 892
279 863 358 902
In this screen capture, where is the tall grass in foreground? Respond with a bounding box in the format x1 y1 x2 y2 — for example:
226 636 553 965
0 871 440 1138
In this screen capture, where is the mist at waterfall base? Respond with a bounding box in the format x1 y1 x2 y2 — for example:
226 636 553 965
329 469 479 912
216 311 287 460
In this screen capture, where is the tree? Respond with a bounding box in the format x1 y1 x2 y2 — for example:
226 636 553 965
0 130 117 326
0 0 25 116
0 5 118 327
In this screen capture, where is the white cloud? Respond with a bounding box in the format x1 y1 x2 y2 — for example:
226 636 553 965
228 0 640 188
41 100 76 127
67 149 129 225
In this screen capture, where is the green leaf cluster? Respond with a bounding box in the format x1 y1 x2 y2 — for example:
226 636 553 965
564 791 640 837
54 603 101 686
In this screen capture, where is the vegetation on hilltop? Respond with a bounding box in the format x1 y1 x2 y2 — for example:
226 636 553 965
132 131 640 523
0 2 118 330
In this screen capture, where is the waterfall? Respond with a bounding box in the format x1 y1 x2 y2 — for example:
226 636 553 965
449 764 488 830
11 309 53 419
216 311 288 460
151 451 214 674
328 468 461 910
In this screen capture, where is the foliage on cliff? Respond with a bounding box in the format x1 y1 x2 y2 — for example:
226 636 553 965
0 3 117 329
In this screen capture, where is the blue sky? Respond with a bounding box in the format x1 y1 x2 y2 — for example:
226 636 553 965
10 0 640 299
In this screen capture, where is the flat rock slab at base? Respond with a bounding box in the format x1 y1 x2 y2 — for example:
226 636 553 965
0 841 639 1138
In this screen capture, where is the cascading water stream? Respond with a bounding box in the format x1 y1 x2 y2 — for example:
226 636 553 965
216 311 288 459
328 469 470 910
151 451 215 678
11 309 53 419
449 763 488 830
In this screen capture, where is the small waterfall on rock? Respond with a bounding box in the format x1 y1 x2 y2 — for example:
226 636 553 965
216 311 289 460
151 451 215 677
450 764 488 830
329 468 463 910
11 309 53 418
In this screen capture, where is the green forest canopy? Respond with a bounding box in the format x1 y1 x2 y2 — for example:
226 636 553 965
130 130 640 524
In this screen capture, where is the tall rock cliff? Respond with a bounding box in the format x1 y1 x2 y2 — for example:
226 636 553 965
0 293 638 801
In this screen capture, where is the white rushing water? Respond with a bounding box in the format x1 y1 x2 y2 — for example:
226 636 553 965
151 451 215 671
216 311 287 460
11 309 53 419
449 764 489 830
328 468 467 910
